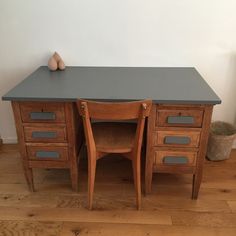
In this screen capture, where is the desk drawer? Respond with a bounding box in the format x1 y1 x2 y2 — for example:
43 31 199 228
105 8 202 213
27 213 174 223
27 145 68 161
20 102 65 123
154 130 200 147
154 150 197 167
24 125 67 143
156 109 203 127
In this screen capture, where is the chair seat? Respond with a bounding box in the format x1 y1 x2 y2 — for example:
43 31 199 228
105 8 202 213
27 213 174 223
92 122 136 153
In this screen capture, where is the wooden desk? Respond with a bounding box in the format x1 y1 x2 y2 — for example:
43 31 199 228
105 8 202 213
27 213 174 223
2 66 221 197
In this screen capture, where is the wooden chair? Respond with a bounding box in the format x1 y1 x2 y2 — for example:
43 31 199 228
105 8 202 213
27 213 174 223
77 99 152 210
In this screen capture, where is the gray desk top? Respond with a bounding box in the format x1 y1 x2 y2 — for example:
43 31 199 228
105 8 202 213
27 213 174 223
2 66 221 104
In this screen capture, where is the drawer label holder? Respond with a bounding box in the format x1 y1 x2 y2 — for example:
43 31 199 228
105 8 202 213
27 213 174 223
167 116 194 124
164 136 191 145
35 151 60 159
163 156 189 164
30 112 56 120
32 131 57 139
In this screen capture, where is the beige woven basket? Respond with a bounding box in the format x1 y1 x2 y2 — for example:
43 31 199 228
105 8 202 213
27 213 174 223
207 121 236 161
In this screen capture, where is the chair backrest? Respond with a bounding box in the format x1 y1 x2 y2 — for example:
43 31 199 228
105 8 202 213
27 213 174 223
77 99 152 155
77 99 152 120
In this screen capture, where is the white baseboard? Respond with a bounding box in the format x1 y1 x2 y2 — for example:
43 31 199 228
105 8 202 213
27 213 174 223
2 137 18 144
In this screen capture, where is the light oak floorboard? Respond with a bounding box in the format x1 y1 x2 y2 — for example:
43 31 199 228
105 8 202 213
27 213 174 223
0 207 172 225
227 201 236 212
61 222 236 236
0 220 62 236
0 193 231 213
171 211 236 227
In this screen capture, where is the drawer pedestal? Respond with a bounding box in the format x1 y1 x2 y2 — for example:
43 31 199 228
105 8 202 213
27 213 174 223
12 101 83 192
145 104 213 199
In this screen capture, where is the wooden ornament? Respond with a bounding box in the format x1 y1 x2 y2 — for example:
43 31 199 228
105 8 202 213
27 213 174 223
53 52 62 62
58 60 66 70
48 52 66 71
48 56 58 71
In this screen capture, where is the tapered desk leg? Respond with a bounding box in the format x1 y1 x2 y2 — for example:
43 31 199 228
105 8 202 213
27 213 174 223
65 102 83 192
70 157 79 192
192 105 213 199
145 141 154 194
23 163 35 192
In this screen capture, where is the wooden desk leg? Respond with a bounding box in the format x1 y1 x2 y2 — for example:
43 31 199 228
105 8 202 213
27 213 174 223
145 105 156 195
65 103 83 192
145 148 153 195
70 157 79 191
12 102 35 192
192 105 213 199
22 161 35 192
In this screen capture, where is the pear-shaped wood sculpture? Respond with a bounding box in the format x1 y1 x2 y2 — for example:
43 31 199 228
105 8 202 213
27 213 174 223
58 60 65 70
48 52 66 71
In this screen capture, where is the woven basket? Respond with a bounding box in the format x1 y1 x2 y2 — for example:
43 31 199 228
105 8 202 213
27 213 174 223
207 121 236 161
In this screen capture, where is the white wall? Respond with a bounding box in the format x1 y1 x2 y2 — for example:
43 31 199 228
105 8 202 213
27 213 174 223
0 0 236 144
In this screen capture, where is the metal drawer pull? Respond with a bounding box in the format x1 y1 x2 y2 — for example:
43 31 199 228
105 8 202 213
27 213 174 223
35 151 60 159
164 136 190 145
163 156 188 164
32 131 57 139
167 116 194 124
30 112 56 120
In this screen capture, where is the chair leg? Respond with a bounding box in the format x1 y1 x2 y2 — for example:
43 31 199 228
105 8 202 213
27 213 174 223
88 154 96 210
132 157 141 210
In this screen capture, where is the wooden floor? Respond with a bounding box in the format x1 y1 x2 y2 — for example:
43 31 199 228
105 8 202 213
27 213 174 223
0 144 236 235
